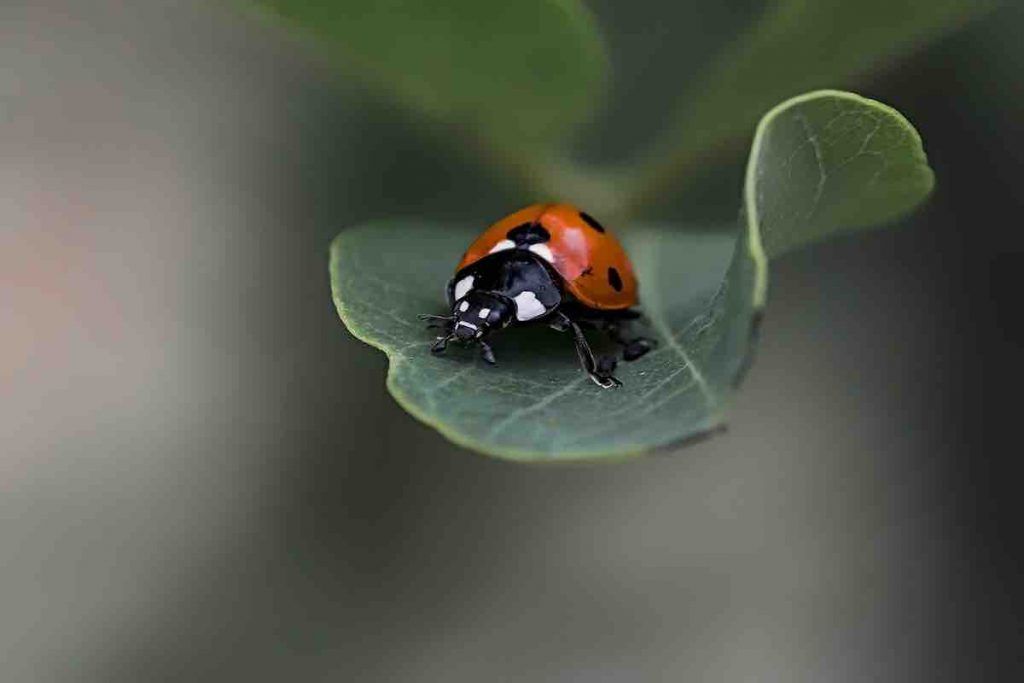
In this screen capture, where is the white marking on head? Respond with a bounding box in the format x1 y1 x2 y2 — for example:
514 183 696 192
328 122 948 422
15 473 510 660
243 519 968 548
456 321 478 330
478 307 491 319
488 239 515 254
513 291 547 321
459 300 469 312
454 275 474 301
528 243 555 264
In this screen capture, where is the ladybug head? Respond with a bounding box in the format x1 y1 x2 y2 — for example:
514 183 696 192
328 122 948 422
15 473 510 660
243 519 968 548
450 290 512 341
426 290 514 356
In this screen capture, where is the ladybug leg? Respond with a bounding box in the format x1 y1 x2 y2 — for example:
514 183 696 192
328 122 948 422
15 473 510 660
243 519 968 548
431 334 453 354
596 355 619 377
599 318 657 362
560 306 654 362
548 316 570 333
479 340 497 365
553 312 621 389
622 339 654 361
608 325 656 361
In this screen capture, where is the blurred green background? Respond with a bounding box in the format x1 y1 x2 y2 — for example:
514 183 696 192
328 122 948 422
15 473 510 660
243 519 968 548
2 1 1022 681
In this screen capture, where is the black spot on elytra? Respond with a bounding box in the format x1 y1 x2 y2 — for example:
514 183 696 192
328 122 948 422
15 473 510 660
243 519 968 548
607 267 623 291
579 211 605 233
506 222 551 246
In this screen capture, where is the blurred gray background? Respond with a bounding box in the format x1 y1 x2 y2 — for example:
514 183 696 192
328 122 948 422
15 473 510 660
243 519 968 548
2 1 1021 681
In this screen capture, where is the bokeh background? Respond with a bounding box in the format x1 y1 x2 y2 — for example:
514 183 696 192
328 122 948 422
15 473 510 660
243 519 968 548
2 1 1022 681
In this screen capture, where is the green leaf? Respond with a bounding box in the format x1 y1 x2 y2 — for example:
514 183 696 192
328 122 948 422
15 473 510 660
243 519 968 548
252 0 607 144
329 91 933 462
747 90 935 263
627 0 986 208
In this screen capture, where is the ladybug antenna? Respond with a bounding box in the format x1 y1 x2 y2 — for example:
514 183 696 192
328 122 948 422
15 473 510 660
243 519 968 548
419 313 454 334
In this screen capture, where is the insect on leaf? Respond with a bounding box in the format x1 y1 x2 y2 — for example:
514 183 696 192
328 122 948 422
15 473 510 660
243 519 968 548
329 91 934 462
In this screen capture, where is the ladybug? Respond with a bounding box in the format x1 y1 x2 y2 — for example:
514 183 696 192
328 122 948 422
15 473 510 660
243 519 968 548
420 203 653 388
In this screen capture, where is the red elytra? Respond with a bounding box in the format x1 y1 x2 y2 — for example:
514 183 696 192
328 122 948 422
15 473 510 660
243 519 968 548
456 203 638 310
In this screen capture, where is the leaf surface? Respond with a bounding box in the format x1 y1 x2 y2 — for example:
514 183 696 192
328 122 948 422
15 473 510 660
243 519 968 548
330 92 933 461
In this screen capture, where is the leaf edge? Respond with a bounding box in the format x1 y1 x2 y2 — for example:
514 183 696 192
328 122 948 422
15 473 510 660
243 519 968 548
742 88 936 308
